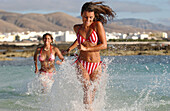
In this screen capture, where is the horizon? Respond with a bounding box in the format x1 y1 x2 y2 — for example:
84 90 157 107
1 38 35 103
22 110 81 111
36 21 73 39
0 0 170 27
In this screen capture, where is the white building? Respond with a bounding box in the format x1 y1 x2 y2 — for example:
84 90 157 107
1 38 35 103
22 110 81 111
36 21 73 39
0 33 16 42
106 32 121 41
0 34 5 42
131 36 139 40
162 32 168 38
106 32 119 41
119 34 127 39
55 31 76 42
140 34 149 40
29 37 38 41
64 31 76 42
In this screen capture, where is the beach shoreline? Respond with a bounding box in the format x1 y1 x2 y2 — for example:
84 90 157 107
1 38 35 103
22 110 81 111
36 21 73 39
0 41 169 61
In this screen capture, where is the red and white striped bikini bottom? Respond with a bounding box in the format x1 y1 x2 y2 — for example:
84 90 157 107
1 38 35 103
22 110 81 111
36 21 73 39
78 59 102 75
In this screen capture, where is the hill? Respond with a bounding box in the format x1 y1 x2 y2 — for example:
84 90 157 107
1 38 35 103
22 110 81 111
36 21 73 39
0 10 170 35
0 19 24 32
114 18 170 31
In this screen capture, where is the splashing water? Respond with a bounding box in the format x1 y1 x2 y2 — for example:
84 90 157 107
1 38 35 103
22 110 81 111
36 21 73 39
104 56 170 111
38 57 109 111
2 56 169 111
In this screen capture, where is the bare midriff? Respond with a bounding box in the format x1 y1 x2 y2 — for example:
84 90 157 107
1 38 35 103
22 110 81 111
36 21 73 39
78 41 101 63
40 61 55 73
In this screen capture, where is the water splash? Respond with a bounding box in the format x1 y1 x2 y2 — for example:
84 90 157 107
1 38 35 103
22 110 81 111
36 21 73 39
24 56 170 111
105 56 170 111
38 57 109 111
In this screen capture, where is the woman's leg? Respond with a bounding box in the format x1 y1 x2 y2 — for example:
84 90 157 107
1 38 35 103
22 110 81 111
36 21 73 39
76 61 93 108
39 72 54 93
90 65 102 102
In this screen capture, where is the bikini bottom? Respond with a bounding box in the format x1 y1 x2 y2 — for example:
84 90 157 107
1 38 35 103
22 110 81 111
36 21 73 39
38 70 54 89
77 59 102 75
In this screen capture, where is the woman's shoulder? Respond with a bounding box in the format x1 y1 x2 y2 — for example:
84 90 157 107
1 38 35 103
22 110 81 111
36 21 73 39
90 21 102 32
36 46 42 51
73 24 82 32
74 24 82 28
51 45 59 51
35 46 42 53
93 21 103 28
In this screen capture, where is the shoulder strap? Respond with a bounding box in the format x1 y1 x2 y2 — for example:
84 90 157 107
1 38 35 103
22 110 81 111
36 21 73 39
50 45 52 53
40 47 43 54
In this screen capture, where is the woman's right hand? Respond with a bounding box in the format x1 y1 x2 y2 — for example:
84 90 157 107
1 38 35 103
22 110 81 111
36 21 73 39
62 50 68 55
35 69 39 74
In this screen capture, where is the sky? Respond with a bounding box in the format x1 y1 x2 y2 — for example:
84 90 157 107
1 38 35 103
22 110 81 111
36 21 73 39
0 0 170 26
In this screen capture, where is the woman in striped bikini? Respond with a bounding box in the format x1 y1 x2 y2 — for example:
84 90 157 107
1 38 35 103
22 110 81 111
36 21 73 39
64 1 116 109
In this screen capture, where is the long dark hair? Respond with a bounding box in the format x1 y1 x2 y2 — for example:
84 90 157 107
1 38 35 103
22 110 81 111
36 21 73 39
81 1 116 24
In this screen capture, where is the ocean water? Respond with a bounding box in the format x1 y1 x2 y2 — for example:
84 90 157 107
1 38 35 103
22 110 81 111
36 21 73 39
0 55 169 111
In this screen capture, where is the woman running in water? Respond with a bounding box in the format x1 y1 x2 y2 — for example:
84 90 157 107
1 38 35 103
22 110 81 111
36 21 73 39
34 33 64 93
63 1 116 110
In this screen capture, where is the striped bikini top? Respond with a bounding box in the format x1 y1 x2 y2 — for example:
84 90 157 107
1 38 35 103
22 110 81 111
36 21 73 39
77 25 98 44
39 46 55 62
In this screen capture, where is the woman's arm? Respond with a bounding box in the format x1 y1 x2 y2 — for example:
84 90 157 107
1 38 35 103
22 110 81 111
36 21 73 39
55 47 64 65
33 48 39 73
63 25 79 54
55 47 64 61
78 21 107 51
66 39 78 53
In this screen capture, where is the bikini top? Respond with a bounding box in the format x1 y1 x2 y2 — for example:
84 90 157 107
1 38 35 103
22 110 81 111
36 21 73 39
77 25 98 44
39 46 55 62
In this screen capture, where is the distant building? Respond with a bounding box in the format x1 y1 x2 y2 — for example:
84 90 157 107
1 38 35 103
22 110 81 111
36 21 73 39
162 32 168 38
131 36 139 40
29 37 38 41
120 34 127 39
0 30 168 42
140 34 149 40
1 33 16 42
106 32 118 40
55 31 76 42
0 34 5 42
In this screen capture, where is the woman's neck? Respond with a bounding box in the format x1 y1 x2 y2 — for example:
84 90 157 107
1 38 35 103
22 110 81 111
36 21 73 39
43 44 51 51
82 24 91 29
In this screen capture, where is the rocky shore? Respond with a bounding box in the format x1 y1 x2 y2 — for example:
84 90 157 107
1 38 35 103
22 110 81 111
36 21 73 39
0 42 169 61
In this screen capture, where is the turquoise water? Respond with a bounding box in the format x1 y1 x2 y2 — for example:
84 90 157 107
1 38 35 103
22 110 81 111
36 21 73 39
0 56 169 111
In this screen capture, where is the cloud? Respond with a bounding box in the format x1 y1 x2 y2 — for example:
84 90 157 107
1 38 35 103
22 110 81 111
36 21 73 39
0 0 162 14
109 1 161 13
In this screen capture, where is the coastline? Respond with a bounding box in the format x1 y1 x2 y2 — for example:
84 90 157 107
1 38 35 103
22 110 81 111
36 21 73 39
0 41 169 61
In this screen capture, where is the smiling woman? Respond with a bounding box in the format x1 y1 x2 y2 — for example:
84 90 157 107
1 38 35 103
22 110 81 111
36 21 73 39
63 1 116 110
33 33 64 93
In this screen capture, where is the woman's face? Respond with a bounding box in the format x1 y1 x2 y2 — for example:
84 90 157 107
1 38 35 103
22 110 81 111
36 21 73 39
81 11 95 26
43 35 52 45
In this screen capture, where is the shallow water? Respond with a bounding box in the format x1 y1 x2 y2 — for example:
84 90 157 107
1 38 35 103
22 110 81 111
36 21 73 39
0 55 169 111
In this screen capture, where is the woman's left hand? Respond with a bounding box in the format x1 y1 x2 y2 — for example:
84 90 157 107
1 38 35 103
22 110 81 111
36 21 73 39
77 44 87 51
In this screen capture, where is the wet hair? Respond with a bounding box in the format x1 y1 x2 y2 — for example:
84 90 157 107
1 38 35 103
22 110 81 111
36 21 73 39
81 1 116 24
42 33 53 43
